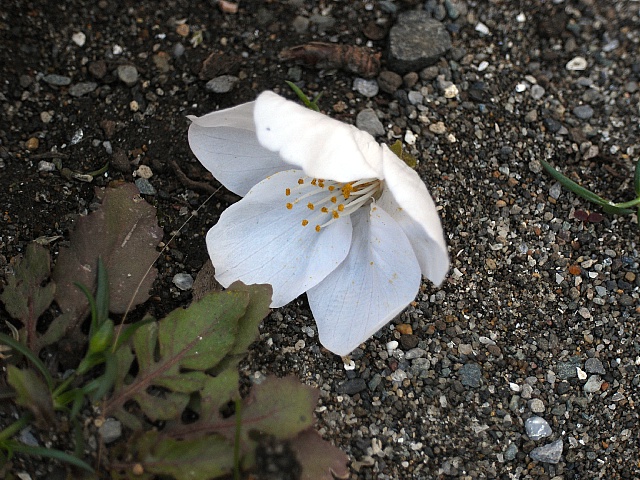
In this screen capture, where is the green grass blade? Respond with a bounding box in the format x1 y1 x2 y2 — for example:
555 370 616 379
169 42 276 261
9 442 93 472
540 159 614 207
0 333 53 390
285 81 320 112
95 257 110 327
74 281 98 334
634 158 640 196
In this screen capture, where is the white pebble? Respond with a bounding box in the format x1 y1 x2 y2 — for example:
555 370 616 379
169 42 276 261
172 273 194 290
576 367 588 380
386 340 399 353
404 130 417 145
135 165 153 179
72 32 86 47
475 22 490 35
443 84 459 98
566 56 587 71
478 61 489 71
112 44 123 55
38 160 56 172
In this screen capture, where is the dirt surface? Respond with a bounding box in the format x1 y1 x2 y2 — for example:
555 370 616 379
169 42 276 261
2 0 640 479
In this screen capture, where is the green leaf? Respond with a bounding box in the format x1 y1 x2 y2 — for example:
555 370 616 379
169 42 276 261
540 159 634 214
0 242 55 351
389 140 417 168
133 431 235 480
6 366 55 428
212 282 272 373
0 333 53 389
103 290 249 421
290 429 350 480
286 81 321 112
634 158 640 197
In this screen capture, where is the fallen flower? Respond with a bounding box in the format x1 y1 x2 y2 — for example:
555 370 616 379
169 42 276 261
188 91 449 355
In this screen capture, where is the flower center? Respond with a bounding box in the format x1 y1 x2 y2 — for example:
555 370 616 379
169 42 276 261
285 176 383 232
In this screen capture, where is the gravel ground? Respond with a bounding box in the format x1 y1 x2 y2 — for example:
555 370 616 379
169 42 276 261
1 0 640 479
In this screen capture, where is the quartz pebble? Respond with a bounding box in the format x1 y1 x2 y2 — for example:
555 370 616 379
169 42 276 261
99 418 122 444
529 439 563 464
566 56 587 71
172 273 194 290
353 78 379 97
525 416 552 440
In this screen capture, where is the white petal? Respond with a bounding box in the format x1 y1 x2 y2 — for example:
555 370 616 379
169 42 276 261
378 145 449 285
253 91 383 182
307 205 422 356
188 101 289 196
206 170 352 307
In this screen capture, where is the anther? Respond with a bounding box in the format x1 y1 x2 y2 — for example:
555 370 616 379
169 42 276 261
315 225 321 232
285 188 291 196
307 203 314 210
286 203 293 210
302 219 309 226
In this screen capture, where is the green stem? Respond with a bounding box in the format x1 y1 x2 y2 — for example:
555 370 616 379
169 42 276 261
0 414 32 443
611 196 640 209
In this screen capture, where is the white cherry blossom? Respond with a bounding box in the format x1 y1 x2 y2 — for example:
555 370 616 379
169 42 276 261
188 91 449 355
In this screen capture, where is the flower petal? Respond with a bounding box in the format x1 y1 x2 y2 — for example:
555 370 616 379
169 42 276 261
253 91 383 182
307 205 421 356
206 170 352 307
188 102 289 196
378 145 449 285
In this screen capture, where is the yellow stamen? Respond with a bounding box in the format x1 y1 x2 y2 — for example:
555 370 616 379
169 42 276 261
302 219 309 226
298 178 304 185
286 203 293 210
321 207 328 213
315 225 321 232
307 203 314 210
318 180 325 188
341 183 354 199
311 179 317 186
285 188 291 196
332 211 339 219
330 196 337 203
328 185 335 191
337 204 345 212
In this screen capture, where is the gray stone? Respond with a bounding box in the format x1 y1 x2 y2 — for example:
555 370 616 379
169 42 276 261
135 177 156 195
43 74 71 86
356 108 385 136
99 418 122 444
377 70 402 93
504 443 518 461
387 12 452 74
528 398 545 413
557 358 581 379
529 439 563 464
585 357 606 374
573 105 594 120
172 273 194 291
405 348 426 360
117 65 139 87
69 82 97 97
459 362 481 388
336 378 367 395
206 75 239 93
583 375 604 393
292 15 309 33
525 416 552 440
353 78 379 97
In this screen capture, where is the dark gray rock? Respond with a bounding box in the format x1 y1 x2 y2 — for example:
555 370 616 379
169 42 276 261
69 82 97 97
336 378 367 395
459 362 482 388
387 12 451 74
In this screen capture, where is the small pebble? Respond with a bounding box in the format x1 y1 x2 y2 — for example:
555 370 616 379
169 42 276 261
117 65 139 87
583 375 604 393
206 75 239 93
99 418 122 444
475 22 490 35
395 324 413 335
355 108 385 136
353 78 379 97
525 416 552 440
573 105 594 120
377 71 402 93
459 363 481 388
38 160 56 172
336 378 367 395
529 439 563 464
71 32 86 47
585 357 606 374
566 56 587 71
69 82 97 97
172 273 193 290
529 398 545 413
135 177 156 195
135 165 153 179
43 74 71 86
26 137 39 151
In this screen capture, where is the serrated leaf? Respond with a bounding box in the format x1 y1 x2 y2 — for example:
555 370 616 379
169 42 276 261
290 429 350 480
212 282 272 373
211 376 319 451
52 183 162 321
131 431 235 480
104 291 249 421
7 366 55 428
0 243 55 350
